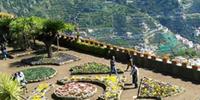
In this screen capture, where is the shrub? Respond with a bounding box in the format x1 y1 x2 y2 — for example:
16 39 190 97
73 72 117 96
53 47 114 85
21 67 56 82
70 62 123 74
0 73 22 100
69 41 109 57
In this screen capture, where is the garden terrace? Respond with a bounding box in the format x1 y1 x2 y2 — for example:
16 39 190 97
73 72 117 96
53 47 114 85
0 50 199 100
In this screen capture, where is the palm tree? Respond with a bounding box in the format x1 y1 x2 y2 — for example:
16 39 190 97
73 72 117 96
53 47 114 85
39 19 66 58
0 73 22 100
28 16 45 47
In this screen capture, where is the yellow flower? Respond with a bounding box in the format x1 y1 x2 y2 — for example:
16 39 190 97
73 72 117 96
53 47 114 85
32 95 41 100
37 83 49 92
106 76 117 83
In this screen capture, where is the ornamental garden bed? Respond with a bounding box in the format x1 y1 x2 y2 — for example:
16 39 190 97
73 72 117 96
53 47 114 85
20 67 57 83
27 83 53 100
54 82 97 100
138 77 185 99
8 49 45 58
57 75 126 100
70 62 123 75
21 52 79 65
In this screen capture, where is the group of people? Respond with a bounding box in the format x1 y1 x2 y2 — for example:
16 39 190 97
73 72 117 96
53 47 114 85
109 54 139 88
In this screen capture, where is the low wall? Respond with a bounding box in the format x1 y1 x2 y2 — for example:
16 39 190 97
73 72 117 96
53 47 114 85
58 35 200 83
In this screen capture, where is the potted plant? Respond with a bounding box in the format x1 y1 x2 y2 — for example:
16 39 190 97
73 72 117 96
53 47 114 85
80 39 85 42
172 59 178 65
182 61 188 67
112 46 118 51
123 49 129 54
162 54 170 63
99 43 104 47
94 41 99 46
107 45 112 49
143 52 149 58
119 48 124 52
192 65 200 70
129 50 135 55
137 52 141 57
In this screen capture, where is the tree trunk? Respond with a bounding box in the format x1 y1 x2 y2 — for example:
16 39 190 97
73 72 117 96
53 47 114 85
56 36 59 52
22 33 29 50
45 43 52 58
33 36 36 48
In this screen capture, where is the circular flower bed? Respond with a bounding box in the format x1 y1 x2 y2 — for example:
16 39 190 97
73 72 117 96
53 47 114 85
57 75 125 100
21 67 56 83
54 82 97 99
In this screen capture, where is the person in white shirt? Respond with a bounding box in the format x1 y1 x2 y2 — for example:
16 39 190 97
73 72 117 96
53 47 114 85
13 72 27 93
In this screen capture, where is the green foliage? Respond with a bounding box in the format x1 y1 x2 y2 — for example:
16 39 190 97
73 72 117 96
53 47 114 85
42 19 65 35
9 17 34 49
71 62 123 74
0 18 13 43
174 48 200 58
21 67 56 82
1 0 199 57
0 73 22 100
71 41 109 56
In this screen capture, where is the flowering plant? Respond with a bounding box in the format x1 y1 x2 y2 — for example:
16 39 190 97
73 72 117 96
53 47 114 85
57 75 125 100
139 77 184 98
28 83 53 100
54 82 97 99
70 62 123 74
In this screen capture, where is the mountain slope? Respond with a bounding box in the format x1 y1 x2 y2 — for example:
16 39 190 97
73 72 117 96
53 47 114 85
0 0 193 56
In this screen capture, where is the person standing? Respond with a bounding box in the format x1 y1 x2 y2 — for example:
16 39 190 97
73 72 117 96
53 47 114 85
1 44 8 60
130 65 139 88
125 54 133 71
110 56 118 76
109 56 121 82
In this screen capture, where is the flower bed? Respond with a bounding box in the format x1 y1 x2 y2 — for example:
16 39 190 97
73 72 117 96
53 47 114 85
54 82 97 99
21 52 79 65
21 67 56 83
70 62 123 74
138 77 185 98
28 83 53 100
57 75 126 100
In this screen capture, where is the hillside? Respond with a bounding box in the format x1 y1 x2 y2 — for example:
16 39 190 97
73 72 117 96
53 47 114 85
2 0 200 56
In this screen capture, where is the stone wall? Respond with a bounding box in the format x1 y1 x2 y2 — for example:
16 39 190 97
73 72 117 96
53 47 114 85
58 35 200 83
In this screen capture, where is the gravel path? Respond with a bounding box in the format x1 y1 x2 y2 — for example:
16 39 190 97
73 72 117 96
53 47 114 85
0 50 199 100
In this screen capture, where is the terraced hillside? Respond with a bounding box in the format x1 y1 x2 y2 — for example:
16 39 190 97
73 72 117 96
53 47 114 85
2 0 200 56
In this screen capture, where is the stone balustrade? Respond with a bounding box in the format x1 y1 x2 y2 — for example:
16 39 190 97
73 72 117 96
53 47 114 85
58 35 200 82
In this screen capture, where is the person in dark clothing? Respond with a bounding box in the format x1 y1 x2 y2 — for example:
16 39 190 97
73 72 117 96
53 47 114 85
0 44 8 60
130 65 139 88
109 56 121 82
109 56 118 76
125 54 133 71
